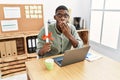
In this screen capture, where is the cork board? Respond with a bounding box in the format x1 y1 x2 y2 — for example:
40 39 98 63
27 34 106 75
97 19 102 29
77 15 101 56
0 4 44 34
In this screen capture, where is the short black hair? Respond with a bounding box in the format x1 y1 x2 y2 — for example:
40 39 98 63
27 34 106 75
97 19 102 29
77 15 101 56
55 5 69 13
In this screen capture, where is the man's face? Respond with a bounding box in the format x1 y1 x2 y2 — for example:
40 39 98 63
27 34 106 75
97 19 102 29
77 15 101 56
54 10 70 25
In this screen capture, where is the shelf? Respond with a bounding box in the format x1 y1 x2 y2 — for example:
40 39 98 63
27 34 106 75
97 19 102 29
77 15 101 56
0 31 39 78
77 29 89 45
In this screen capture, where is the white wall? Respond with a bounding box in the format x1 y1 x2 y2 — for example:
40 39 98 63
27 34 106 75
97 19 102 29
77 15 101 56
43 0 91 28
0 0 91 28
0 0 43 4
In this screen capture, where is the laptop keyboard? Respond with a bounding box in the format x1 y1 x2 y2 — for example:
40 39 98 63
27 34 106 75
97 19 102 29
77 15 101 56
57 56 63 60
53 56 63 64
58 60 62 64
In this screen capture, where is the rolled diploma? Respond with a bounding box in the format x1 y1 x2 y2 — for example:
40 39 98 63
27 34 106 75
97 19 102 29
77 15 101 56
45 23 49 43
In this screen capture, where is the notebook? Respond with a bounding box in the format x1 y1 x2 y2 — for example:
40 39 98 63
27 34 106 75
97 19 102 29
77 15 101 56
53 46 90 67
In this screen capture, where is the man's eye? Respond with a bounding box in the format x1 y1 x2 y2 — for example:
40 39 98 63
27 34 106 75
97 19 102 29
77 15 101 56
56 14 69 18
64 14 69 17
57 14 62 17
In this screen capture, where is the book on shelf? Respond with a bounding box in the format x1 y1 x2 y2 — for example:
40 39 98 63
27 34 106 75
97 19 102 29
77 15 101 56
86 52 102 62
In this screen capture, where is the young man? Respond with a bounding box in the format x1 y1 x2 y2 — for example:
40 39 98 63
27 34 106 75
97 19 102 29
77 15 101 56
36 5 83 58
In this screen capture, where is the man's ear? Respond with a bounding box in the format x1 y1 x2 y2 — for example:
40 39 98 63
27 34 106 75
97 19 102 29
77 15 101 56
54 15 57 20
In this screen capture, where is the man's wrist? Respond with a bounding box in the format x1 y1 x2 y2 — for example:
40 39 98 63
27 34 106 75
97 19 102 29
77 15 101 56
38 49 45 56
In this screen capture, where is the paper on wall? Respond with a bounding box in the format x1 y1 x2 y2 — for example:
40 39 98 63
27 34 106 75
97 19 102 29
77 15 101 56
1 20 18 32
3 7 21 18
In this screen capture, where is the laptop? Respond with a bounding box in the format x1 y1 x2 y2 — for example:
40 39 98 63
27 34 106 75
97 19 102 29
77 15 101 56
53 46 90 67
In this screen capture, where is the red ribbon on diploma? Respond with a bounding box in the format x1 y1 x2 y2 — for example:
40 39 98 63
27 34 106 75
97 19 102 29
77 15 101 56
42 32 54 41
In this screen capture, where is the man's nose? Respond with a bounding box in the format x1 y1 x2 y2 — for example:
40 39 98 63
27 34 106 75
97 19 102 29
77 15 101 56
61 16 65 21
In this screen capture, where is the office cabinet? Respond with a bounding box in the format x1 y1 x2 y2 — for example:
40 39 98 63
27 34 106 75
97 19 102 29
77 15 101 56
0 32 38 78
0 4 43 78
